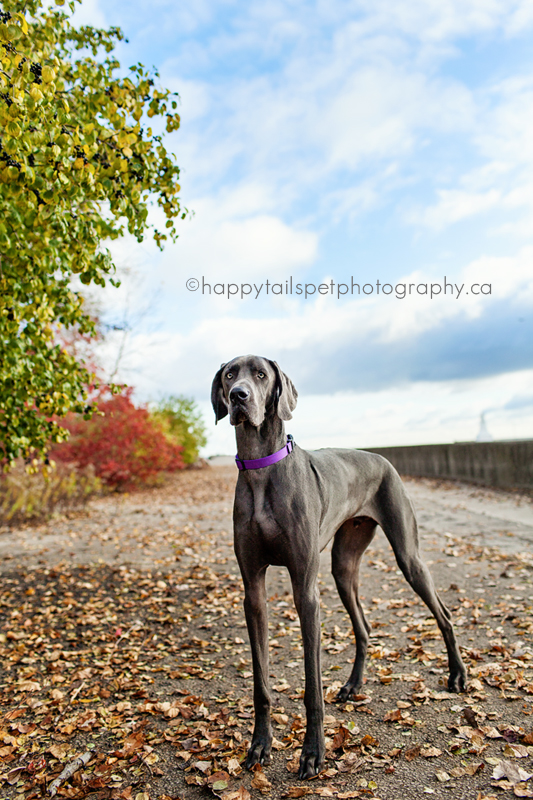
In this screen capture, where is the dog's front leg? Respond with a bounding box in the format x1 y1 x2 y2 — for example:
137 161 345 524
292 574 325 779
243 568 273 769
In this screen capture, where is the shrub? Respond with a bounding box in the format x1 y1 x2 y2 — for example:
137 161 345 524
0 460 101 524
52 389 184 489
151 396 208 465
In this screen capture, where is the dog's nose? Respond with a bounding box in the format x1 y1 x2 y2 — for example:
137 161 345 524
230 386 250 402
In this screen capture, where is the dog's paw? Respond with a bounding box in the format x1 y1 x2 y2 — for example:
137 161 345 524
246 735 272 770
447 667 467 693
336 680 362 702
298 738 325 780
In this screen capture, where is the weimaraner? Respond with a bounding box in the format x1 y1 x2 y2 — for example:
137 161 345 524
211 355 466 780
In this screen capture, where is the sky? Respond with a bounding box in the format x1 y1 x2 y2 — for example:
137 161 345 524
77 0 533 456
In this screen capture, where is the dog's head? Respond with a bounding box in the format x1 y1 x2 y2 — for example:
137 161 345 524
211 355 298 427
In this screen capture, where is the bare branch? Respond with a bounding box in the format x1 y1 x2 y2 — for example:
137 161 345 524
48 750 94 797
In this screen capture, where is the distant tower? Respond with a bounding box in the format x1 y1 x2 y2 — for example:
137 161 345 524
476 412 493 442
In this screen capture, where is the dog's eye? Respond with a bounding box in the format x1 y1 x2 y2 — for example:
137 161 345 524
257 371 265 379
226 372 233 379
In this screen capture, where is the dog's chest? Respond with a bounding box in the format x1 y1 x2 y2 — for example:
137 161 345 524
248 482 286 542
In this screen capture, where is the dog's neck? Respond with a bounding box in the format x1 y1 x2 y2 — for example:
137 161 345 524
235 415 286 461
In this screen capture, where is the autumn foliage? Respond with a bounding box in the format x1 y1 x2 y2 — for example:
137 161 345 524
51 389 184 489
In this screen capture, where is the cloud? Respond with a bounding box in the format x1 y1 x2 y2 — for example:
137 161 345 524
503 393 533 412
410 189 501 229
409 74 533 232
70 0 107 28
156 192 318 290
352 0 530 42
75 0 533 447
97 246 533 401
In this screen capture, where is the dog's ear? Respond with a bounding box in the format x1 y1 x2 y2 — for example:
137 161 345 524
268 360 298 421
211 363 228 424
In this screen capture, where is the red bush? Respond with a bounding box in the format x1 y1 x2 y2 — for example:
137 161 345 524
52 389 184 489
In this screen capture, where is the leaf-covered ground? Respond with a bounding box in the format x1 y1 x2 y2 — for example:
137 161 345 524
1 467 533 800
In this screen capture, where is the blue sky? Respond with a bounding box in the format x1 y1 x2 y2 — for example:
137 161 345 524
78 0 533 455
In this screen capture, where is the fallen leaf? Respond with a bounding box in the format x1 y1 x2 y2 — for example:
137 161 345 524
220 788 251 800
464 762 484 776
194 760 213 774
251 764 272 794
384 709 402 722
404 744 421 761
514 785 533 798
287 753 300 773
493 761 533 784
481 726 503 739
420 746 442 758
227 758 242 776
450 767 466 778
505 744 530 758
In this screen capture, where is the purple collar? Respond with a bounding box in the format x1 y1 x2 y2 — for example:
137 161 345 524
236 435 294 471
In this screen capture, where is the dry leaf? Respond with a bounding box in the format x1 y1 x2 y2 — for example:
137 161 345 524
505 744 530 758
420 747 442 758
251 764 272 795
227 758 242 776
514 784 533 798
384 709 402 722
464 762 484 776
360 734 378 747
492 761 533 784
194 760 213 774
220 788 251 800
287 753 301 774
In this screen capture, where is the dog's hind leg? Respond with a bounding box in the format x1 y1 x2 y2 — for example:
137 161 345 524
331 518 377 702
375 475 467 692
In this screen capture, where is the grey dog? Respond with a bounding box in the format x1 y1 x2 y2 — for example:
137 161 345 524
211 354 466 780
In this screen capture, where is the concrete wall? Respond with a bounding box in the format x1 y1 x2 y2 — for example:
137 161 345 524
364 440 533 490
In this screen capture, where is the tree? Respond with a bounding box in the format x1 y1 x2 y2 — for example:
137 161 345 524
51 389 185 489
152 396 208 465
0 0 185 463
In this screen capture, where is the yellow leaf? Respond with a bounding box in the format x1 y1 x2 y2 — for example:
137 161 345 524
30 86 43 102
122 146 132 158
74 158 84 169
42 66 56 83
6 120 20 137
14 13 28 34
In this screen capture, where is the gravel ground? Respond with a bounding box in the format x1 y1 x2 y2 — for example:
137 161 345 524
1 466 533 800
